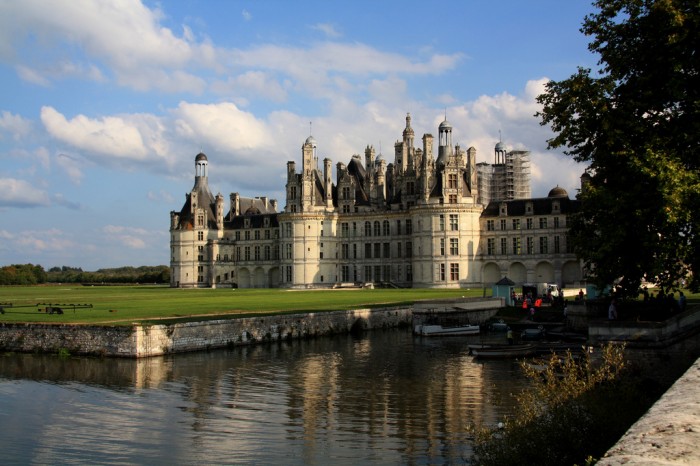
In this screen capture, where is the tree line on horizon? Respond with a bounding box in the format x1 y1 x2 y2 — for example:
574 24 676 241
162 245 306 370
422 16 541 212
0 264 170 285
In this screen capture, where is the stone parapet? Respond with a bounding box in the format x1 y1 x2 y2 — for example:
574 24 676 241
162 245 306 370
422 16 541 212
598 357 700 465
0 306 412 358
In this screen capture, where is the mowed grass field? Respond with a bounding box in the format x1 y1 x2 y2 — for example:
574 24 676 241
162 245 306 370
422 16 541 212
0 285 490 325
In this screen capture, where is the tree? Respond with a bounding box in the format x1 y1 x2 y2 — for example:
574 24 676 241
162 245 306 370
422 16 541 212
537 0 700 297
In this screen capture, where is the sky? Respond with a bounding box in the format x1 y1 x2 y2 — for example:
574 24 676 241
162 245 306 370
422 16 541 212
0 0 600 271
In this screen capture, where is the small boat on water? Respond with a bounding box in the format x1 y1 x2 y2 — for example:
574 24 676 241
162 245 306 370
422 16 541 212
470 343 536 359
414 323 481 336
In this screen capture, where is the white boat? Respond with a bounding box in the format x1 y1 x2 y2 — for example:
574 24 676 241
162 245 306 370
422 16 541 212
414 323 481 336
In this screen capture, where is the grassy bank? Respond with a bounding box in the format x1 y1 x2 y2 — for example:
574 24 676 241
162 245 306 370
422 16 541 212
0 285 489 325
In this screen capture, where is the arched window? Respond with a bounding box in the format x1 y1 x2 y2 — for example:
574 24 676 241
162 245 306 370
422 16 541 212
383 220 390 236
374 221 381 236
364 221 372 236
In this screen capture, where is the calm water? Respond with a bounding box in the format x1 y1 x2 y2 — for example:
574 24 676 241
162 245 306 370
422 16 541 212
0 330 530 465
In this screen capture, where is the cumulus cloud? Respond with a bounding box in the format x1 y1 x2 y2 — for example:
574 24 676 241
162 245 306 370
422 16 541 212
172 101 269 153
0 111 33 140
0 0 214 91
102 225 152 249
40 107 174 171
0 178 50 207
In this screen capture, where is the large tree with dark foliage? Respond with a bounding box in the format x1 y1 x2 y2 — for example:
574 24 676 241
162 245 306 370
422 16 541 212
537 0 699 297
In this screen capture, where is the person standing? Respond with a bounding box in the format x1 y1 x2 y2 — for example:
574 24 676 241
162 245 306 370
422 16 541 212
608 298 618 320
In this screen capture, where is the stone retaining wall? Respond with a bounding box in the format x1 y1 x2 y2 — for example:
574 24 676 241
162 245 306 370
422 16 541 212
598 357 700 465
0 306 412 358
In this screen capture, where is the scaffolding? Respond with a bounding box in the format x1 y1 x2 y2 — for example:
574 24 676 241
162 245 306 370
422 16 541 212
476 150 530 206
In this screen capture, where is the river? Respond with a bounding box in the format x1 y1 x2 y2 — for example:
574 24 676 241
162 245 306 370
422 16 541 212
0 329 531 465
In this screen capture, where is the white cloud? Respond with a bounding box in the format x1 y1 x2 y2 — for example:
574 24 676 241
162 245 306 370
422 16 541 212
0 110 33 140
40 106 175 166
1 0 213 91
172 101 269 153
0 178 50 207
148 190 175 203
311 23 341 38
210 71 289 102
242 9 252 21
55 152 85 184
15 64 51 86
102 225 152 249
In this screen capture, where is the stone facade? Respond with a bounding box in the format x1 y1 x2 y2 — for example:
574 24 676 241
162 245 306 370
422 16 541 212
170 114 583 289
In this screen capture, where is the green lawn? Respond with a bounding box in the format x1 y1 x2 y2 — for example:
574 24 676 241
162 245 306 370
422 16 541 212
0 285 489 325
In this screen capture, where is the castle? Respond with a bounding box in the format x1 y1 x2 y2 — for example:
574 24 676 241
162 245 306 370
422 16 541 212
169 114 582 289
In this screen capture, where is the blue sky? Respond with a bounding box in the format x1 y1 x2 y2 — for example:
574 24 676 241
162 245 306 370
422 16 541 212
0 0 598 270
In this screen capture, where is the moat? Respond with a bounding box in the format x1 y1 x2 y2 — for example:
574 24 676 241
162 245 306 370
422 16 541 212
0 329 531 465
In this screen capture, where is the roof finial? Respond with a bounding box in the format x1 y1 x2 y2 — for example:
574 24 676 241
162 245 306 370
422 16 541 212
499 129 502 143
309 121 312 136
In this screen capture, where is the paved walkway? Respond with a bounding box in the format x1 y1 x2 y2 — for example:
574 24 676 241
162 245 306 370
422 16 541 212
598 357 700 465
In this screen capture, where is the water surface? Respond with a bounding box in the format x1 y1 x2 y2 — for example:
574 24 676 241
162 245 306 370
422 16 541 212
0 330 529 465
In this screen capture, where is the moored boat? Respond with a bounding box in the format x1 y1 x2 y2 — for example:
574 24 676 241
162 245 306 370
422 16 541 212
471 343 536 359
414 323 481 336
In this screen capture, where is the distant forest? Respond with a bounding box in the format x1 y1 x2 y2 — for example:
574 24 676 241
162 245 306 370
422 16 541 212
0 264 170 285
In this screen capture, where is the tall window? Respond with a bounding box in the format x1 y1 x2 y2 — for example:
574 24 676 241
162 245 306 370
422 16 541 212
365 221 372 236
554 217 560 228
554 236 561 253
526 218 533 230
383 220 390 236
342 186 351 200
396 220 402 235
440 238 445 256
264 245 271 260
406 220 413 234
374 221 381 236
500 237 507 255
448 173 458 188
198 231 204 241
448 194 457 204
450 238 459 255
365 243 372 258
512 237 521 255
439 263 446 281
526 237 534 254
341 222 349 237
512 219 521 230
439 214 445 231
486 220 495 231
290 186 297 199
539 218 548 229
406 241 412 258
487 238 495 255
450 263 459 281
341 243 349 259
383 242 390 258
449 214 458 231
540 237 548 254
500 219 507 230
244 247 251 261
254 246 260 261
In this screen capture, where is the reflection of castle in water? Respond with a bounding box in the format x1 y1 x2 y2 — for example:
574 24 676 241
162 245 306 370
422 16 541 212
0 333 527 462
